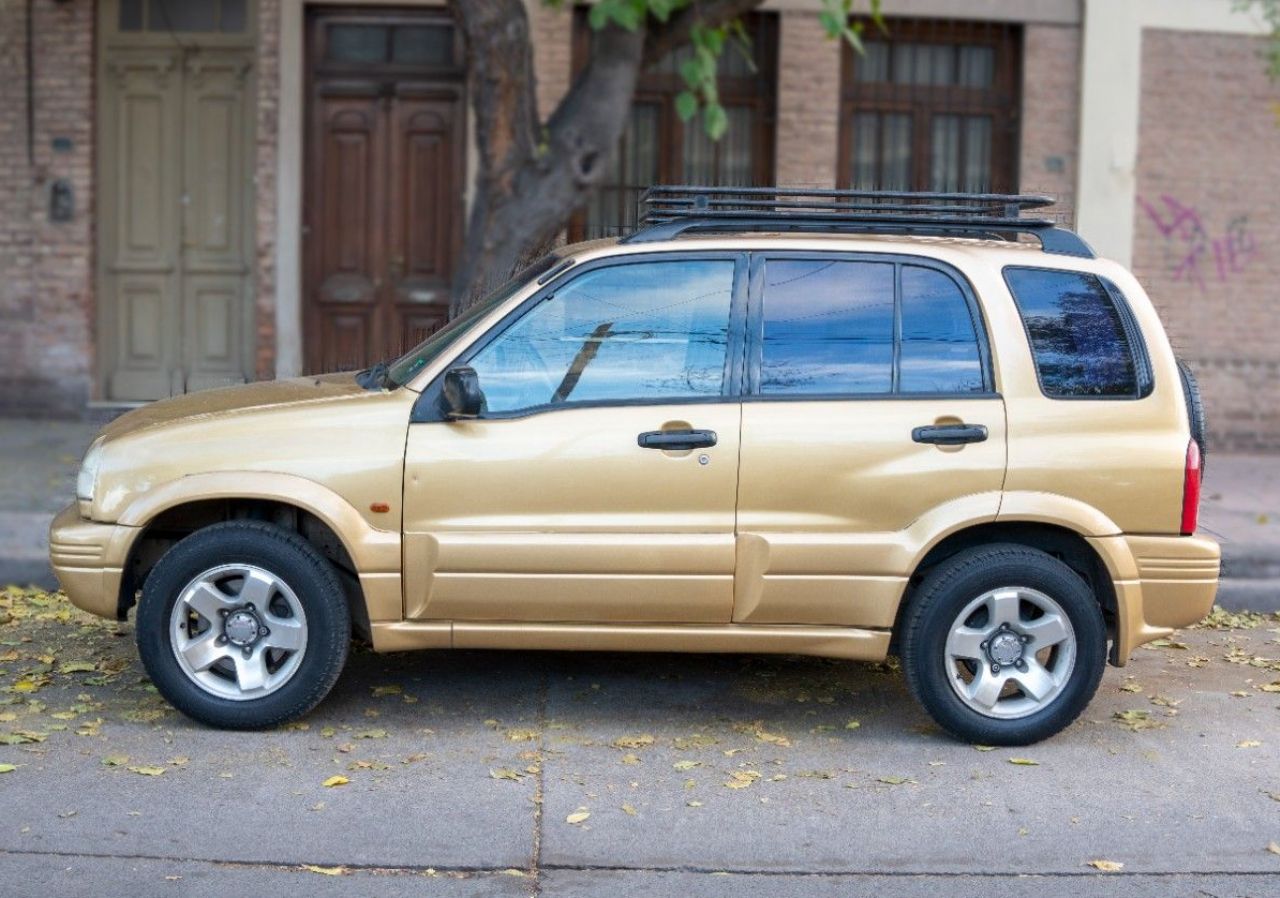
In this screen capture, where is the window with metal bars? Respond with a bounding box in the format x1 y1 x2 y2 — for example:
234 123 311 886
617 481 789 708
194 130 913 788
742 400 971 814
838 20 1021 195
570 9 778 240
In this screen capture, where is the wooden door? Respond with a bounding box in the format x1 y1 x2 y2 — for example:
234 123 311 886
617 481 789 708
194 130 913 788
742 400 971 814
97 1 256 401
304 8 465 374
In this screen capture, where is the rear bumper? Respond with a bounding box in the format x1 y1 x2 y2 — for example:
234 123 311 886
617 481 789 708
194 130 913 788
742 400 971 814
1090 532 1220 663
48 503 139 620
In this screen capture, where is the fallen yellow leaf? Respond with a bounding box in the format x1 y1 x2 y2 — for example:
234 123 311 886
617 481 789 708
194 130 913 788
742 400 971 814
621 803 637 816
301 864 347 876
566 809 590 825
127 766 165 777
322 775 349 787
1238 740 1262 749
1087 860 1124 872
1008 758 1040 766
611 734 654 750
0 763 15 774
1267 841 1280 856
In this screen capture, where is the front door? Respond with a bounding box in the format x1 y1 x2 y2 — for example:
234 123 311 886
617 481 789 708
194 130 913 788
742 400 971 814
734 253 1008 629
402 255 747 623
303 8 465 374
97 1 257 400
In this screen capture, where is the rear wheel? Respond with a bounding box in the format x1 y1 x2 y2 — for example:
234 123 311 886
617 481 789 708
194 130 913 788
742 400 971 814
136 521 350 729
901 544 1107 745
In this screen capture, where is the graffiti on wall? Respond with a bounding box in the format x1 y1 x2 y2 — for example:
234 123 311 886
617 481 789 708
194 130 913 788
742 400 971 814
1137 195 1255 290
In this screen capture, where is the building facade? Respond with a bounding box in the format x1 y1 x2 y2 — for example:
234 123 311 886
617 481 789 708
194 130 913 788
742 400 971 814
1 0 1277 447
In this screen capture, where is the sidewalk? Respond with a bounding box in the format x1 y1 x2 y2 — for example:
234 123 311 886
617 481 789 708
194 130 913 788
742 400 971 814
0 416 1278 609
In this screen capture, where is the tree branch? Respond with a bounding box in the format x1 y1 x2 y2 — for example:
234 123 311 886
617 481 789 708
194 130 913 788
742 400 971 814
642 0 767 68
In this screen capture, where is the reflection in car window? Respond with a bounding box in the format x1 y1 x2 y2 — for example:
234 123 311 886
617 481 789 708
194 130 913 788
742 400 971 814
1004 267 1139 397
387 255 560 386
761 260 895 394
469 260 735 413
900 265 985 393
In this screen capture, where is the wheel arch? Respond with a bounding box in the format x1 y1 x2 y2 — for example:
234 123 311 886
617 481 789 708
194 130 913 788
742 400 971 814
891 520 1119 661
114 473 400 634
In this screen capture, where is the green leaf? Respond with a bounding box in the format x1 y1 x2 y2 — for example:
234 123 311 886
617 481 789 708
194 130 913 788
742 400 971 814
679 57 705 90
675 90 698 122
0 763 15 774
703 102 728 140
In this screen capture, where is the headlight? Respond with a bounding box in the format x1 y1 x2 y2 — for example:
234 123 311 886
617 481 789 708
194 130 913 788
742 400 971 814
76 437 105 503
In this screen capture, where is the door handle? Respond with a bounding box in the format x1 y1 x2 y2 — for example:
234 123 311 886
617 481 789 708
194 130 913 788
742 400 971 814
637 429 718 450
912 423 989 445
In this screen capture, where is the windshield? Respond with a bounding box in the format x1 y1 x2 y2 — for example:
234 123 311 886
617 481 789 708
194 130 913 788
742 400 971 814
386 254 562 386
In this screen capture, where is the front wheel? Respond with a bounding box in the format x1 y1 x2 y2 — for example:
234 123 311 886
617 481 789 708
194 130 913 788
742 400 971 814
136 521 351 729
901 544 1107 745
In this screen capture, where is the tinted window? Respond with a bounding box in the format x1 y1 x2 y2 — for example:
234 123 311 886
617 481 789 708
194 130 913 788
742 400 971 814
469 260 734 413
1004 268 1139 398
761 260 895 394
900 266 985 393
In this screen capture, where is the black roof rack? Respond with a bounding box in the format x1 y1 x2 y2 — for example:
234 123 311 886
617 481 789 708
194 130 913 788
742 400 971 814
622 185 1094 258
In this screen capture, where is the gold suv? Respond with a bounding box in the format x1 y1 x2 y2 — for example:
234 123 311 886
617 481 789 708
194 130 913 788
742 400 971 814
50 188 1219 744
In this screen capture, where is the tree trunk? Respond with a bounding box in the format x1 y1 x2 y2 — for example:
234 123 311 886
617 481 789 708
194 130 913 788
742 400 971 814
449 0 768 315
450 0 644 314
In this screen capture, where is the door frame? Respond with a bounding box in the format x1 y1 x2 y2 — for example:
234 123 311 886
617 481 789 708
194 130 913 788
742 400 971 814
276 0 469 380
95 0 258 401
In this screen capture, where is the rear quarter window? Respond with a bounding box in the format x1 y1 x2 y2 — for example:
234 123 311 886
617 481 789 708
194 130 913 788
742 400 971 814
1003 267 1151 399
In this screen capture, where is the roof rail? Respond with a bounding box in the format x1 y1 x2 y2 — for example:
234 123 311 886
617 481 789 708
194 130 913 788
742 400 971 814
622 185 1094 258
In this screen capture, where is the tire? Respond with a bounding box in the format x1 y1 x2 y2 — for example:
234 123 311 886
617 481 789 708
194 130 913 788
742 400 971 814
136 521 350 730
901 544 1107 746
1178 358 1207 472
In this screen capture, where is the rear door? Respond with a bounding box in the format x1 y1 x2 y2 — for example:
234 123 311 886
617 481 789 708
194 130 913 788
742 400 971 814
734 253 1007 628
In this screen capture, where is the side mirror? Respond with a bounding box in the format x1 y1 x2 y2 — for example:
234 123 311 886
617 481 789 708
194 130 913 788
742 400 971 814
442 366 484 419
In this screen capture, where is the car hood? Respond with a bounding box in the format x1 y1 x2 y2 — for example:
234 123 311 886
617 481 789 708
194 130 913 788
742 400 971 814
101 374 371 442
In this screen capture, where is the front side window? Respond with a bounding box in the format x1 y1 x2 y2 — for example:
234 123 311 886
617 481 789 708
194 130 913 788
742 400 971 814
469 259 736 414
1004 267 1141 398
759 258 986 396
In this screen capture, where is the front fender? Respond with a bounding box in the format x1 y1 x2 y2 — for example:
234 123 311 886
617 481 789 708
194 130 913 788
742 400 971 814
116 471 401 574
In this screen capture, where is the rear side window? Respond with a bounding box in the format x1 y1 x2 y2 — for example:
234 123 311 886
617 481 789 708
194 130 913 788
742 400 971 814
759 258 987 396
1004 267 1147 399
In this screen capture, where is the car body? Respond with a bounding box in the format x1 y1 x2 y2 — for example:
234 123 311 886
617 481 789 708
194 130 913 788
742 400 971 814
51 202 1220 742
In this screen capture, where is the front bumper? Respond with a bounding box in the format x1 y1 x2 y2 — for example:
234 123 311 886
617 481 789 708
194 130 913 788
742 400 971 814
1090 532 1221 663
48 503 140 620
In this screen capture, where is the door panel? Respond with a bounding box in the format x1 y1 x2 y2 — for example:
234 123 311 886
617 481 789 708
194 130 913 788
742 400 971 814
386 94 460 356
736 398 1006 627
309 93 386 373
403 405 742 623
182 52 252 390
103 49 183 400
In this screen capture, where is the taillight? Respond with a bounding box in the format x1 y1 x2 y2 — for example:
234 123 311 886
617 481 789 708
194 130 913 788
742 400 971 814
1180 439 1202 535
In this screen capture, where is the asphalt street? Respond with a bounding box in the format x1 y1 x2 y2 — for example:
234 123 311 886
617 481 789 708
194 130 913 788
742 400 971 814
1 588 1278 897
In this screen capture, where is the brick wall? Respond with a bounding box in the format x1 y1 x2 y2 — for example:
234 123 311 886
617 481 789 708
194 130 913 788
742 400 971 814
775 12 842 188
254 0 280 380
527 0 573 122
1019 23 1080 223
0 0 95 418
1133 29 1280 450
